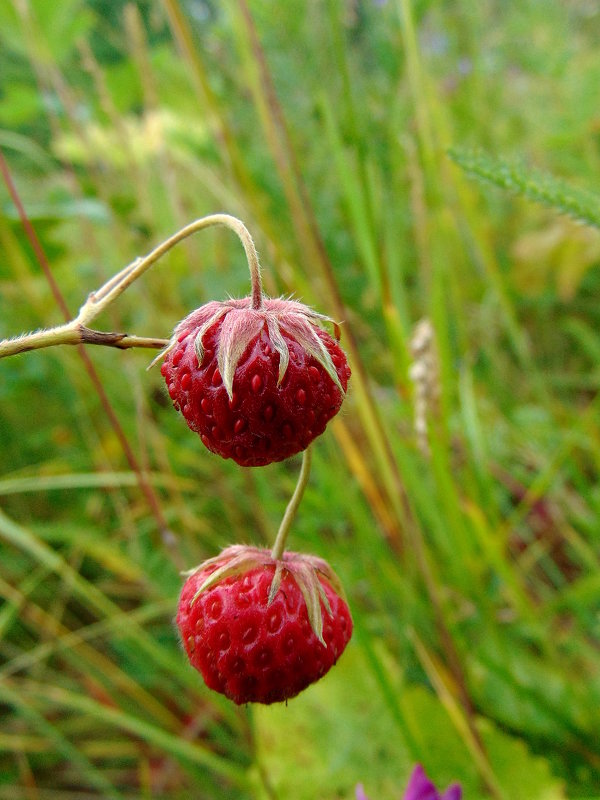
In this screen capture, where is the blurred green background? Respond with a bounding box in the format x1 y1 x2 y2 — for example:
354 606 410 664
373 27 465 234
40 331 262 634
1 1 600 798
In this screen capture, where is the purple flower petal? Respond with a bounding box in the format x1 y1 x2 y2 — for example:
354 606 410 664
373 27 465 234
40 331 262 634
355 784 370 800
441 786 462 800
403 765 462 800
355 764 462 800
403 765 439 800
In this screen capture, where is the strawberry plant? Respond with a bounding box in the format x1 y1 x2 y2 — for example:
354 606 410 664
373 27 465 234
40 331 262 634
3 3 600 797
0 211 354 705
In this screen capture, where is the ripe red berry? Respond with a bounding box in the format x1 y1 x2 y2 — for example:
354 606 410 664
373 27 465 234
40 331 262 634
158 297 350 466
176 546 353 705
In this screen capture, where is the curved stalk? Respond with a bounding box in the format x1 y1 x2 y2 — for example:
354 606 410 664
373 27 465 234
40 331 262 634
0 214 263 360
270 447 312 560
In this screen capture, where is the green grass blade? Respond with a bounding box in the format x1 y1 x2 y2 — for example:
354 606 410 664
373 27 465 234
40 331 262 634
0 683 125 800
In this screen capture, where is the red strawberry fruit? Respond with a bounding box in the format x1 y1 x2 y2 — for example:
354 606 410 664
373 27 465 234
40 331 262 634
176 545 353 705
158 297 350 466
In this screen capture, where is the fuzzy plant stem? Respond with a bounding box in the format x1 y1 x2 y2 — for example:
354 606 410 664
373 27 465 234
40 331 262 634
0 214 264 360
270 447 312 561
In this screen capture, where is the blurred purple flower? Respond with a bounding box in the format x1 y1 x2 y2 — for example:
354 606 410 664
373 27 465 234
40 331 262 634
356 764 462 800
356 785 369 800
404 765 462 800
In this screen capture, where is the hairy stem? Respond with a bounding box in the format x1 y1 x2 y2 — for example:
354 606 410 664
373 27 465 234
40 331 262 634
1 326 169 358
77 214 264 322
271 447 312 560
0 214 263 360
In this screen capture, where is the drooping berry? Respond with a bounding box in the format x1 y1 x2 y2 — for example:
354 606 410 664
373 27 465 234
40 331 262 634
157 297 351 466
176 545 353 705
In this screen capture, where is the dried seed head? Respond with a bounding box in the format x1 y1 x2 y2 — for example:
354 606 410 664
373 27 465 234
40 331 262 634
409 319 440 458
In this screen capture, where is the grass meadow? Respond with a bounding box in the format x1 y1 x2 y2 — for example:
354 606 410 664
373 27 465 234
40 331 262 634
1 1 600 798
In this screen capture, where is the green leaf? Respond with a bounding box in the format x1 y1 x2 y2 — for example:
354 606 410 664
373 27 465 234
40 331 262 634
253 645 412 800
449 148 600 229
480 719 566 800
403 685 566 800
253 642 566 799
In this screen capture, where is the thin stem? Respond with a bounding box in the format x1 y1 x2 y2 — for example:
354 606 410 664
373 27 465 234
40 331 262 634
0 323 80 358
0 326 169 358
0 214 263 360
271 447 312 560
0 148 175 551
77 213 263 323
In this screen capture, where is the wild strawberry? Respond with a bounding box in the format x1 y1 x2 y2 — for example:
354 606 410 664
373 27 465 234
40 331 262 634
176 545 353 705
157 296 350 466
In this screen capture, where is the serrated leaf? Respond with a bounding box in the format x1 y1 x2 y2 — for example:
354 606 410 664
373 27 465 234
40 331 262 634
449 147 600 230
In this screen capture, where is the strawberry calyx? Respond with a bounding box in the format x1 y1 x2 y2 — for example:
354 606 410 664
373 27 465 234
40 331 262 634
183 545 346 646
152 296 344 401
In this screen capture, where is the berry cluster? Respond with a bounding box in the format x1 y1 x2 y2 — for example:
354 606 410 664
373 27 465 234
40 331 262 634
157 218 353 705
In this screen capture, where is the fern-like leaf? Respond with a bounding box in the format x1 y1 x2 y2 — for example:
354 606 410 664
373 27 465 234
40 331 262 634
449 147 600 230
